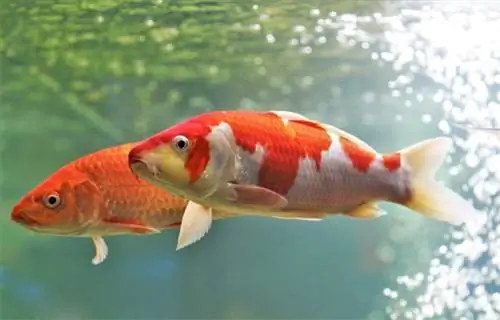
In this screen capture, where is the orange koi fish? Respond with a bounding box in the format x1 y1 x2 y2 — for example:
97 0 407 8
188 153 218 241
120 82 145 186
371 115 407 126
128 110 485 250
10 143 234 265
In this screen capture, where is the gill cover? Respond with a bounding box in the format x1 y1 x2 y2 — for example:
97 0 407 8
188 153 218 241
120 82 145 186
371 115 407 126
190 123 239 200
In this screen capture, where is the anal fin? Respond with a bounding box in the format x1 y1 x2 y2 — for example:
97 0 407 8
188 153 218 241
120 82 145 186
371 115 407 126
91 236 108 265
227 183 288 210
345 202 386 219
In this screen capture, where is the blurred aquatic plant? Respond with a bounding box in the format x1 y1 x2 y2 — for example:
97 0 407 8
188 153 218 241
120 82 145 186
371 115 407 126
2 0 384 138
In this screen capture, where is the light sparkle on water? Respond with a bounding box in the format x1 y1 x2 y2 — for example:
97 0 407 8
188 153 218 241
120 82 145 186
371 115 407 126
371 3 500 319
286 2 500 319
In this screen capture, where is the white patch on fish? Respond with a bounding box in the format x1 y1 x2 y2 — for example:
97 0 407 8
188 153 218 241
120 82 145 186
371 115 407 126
235 144 266 185
285 133 409 212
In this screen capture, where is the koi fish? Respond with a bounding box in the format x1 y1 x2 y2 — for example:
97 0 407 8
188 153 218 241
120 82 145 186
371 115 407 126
10 143 234 265
128 110 485 250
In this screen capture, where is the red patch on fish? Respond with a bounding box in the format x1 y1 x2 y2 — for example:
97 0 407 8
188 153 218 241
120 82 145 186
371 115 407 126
142 119 213 183
339 136 376 172
382 153 401 172
128 138 158 164
185 137 210 183
221 112 332 195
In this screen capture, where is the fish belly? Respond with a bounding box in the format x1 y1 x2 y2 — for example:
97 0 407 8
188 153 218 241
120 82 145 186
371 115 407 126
283 155 409 213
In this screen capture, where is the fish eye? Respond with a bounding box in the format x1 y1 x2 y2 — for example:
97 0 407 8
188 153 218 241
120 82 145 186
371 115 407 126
43 193 61 209
172 135 190 152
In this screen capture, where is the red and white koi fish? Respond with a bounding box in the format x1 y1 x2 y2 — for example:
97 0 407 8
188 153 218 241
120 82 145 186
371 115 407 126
128 110 485 250
10 143 235 265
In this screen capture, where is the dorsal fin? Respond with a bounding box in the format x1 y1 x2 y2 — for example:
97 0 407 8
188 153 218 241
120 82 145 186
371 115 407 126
269 110 377 153
268 110 310 121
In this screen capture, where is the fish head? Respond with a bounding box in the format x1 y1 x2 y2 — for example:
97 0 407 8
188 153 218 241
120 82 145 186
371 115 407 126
129 117 236 201
10 166 100 236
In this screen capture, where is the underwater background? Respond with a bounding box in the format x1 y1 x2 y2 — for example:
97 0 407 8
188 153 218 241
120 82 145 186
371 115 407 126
2 1 500 319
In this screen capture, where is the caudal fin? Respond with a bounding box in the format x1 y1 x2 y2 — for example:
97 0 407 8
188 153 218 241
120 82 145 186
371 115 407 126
398 137 486 231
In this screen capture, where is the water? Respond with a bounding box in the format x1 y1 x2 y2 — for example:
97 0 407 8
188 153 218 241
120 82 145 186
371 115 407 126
1 1 498 319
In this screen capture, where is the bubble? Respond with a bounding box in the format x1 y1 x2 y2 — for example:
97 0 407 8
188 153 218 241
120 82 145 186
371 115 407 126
292 25 306 33
266 34 276 44
254 57 263 65
249 24 261 31
208 65 219 75
299 46 312 55
421 114 432 123
317 36 327 44
301 76 314 88
310 9 320 17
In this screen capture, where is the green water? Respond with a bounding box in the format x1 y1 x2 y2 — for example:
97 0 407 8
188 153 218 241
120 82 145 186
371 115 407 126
0 1 468 319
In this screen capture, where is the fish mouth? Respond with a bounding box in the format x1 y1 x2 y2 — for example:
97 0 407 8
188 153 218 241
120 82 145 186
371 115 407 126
129 157 160 180
129 157 169 189
11 211 38 227
129 155 192 199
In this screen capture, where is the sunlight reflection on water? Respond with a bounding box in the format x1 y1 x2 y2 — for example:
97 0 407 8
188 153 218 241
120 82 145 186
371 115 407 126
353 2 500 319
282 1 500 319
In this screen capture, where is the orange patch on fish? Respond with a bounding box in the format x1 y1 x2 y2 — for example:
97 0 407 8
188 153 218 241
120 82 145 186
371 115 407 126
339 136 376 173
382 153 401 172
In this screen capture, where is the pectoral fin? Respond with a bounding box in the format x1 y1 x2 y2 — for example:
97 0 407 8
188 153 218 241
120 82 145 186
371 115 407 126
345 202 386 219
176 201 213 251
91 236 108 265
101 217 161 234
227 183 288 209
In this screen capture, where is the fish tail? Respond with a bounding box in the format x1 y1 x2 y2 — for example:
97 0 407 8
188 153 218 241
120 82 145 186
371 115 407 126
398 137 485 231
